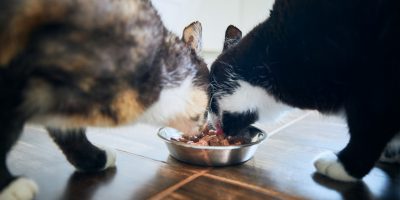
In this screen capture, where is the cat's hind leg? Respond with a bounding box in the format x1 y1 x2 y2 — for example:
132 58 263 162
314 151 358 182
314 98 399 182
47 128 116 172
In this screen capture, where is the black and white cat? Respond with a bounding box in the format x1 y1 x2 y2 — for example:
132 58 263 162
209 0 400 182
0 0 208 199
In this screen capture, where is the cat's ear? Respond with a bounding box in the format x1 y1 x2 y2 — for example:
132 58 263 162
182 21 202 54
223 25 242 51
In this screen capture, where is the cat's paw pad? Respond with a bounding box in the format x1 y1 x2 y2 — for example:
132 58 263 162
99 146 116 170
313 151 358 182
0 178 38 200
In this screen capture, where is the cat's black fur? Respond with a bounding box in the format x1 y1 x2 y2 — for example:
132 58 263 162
210 0 400 181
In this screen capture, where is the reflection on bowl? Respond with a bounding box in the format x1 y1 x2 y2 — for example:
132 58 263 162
157 126 267 166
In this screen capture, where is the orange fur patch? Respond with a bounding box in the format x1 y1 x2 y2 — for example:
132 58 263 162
110 89 145 124
30 89 145 128
68 108 116 127
0 0 68 66
67 89 144 126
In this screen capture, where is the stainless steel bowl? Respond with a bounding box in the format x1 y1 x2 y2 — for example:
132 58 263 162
157 126 267 166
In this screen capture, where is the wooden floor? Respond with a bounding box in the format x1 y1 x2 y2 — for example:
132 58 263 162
7 111 400 200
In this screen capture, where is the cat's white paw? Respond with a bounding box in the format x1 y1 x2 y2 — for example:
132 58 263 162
313 151 358 182
0 178 38 200
99 146 116 170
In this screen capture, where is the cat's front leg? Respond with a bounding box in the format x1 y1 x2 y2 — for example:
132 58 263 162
0 119 38 200
314 103 397 182
47 128 116 172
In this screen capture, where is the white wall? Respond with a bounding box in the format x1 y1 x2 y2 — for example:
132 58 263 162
151 0 274 53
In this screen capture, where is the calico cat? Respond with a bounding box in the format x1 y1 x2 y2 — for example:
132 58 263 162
0 0 209 199
209 0 400 182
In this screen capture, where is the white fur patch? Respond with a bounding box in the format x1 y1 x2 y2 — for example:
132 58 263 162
380 132 400 163
218 80 292 123
314 151 358 182
99 146 117 170
0 178 38 200
138 76 194 125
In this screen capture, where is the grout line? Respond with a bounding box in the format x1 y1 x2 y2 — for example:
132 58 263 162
99 147 205 173
203 174 303 200
103 147 168 164
25 125 47 133
148 170 210 200
267 111 313 137
105 147 205 173
17 141 36 148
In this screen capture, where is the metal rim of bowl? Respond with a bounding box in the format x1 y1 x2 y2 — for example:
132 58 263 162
157 127 267 150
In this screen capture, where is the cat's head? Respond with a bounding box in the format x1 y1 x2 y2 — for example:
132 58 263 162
209 24 287 136
209 25 251 136
158 21 210 136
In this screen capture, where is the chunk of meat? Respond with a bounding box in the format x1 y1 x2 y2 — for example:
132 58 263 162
174 125 248 146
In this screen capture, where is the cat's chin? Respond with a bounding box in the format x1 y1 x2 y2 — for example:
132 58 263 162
166 116 204 137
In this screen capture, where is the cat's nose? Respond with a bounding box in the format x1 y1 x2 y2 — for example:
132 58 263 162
215 121 223 133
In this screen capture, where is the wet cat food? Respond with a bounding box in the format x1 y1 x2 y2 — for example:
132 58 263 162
171 126 250 146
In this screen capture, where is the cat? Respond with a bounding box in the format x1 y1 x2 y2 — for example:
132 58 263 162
0 0 209 199
209 0 400 182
